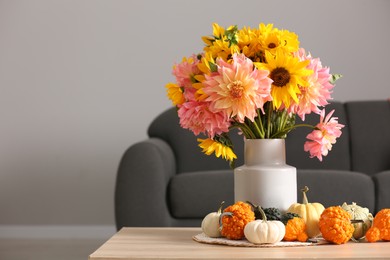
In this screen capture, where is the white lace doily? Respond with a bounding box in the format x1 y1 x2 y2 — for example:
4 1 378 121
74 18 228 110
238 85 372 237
193 233 317 247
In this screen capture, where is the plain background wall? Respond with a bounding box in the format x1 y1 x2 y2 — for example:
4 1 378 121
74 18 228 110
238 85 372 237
0 0 389 235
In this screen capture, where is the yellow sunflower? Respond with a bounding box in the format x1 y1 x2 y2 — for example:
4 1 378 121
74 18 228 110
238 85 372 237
255 49 313 109
197 52 216 75
165 83 185 106
259 23 299 54
262 31 280 53
259 23 274 36
192 78 208 101
189 53 216 101
197 138 237 162
278 29 300 53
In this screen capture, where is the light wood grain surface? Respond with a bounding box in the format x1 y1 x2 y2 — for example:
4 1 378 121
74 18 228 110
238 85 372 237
89 227 390 260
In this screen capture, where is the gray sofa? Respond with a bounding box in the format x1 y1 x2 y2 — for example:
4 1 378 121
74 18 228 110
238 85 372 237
115 100 390 230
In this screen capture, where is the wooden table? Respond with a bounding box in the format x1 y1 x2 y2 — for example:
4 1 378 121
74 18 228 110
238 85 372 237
89 227 390 260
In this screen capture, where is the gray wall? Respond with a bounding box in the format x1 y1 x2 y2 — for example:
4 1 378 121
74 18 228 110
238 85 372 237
0 0 389 230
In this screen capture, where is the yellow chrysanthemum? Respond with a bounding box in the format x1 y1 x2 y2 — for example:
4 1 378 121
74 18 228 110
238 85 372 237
202 23 224 46
237 26 262 60
212 23 226 38
255 49 313 109
165 83 185 106
203 39 235 61
237 26 254 46
197 138 237 162
202 23 240 62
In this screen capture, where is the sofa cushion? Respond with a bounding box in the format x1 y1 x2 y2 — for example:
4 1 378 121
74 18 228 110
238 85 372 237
168 170 234 218
373 170 390 212
297 169 375 213
346 101 390 175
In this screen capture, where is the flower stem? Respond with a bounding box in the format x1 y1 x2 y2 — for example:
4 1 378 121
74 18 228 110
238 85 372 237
267 102 272 138
231 123 256 139
269 123 315 138
252 120 264 139
256 109 265 138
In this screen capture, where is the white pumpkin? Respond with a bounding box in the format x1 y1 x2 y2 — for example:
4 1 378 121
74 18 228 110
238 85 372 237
341 202 373 240
244 207 285 244
201 201 224 238
244 220 285 244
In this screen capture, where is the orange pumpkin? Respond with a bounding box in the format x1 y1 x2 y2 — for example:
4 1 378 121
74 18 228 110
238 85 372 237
366 208 390 242
287 186 325 238
319 206 354 244
220 201 255 240
283 217 309 242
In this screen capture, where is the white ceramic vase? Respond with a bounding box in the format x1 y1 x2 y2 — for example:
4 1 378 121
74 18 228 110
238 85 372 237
234 139 297 212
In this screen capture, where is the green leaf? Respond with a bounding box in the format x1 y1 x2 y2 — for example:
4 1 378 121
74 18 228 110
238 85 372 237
229 159 235 169
281 212 300 225
208 61 218 73
190 75 198 84
330 74 342 84
225 25 238 47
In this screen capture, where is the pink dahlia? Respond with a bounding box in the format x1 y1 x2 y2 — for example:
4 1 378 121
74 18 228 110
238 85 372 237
177 101 230 138
172 54 202 88
290 49 334 121
203 53 272 123
304 109 344 161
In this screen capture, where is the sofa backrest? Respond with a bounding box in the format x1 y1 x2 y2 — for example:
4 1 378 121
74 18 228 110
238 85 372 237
346 100 390 175
148 107 242 173
148 101 352 173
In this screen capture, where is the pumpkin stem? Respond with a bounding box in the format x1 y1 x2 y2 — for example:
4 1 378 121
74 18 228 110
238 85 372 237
301 186 309 204
217 201 225 214
246 201 259 218
219 212 233 232
258 206 268 222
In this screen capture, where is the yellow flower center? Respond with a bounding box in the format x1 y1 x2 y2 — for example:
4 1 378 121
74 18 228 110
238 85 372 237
228 80 244 98
270 67 291 87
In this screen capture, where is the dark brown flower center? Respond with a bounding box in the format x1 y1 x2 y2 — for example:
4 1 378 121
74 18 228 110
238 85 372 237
229 81 244 98
270 67 290 87
268 43 277 49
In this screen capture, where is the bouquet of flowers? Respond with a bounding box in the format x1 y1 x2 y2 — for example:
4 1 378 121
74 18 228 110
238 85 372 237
166 23 343 166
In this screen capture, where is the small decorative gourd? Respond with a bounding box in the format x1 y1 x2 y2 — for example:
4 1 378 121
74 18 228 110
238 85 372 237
201 201 225 238
365 208 390 242
220 201 255 240
246 201 282 221
341 202 373 240
244 206 285 244
283 217 309 242
287 186 325 238
319 206 354 244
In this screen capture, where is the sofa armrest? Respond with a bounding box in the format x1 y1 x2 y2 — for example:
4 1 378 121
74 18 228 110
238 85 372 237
115 138 176 229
